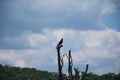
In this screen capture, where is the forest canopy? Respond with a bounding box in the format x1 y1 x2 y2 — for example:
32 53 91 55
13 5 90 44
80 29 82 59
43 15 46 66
0 64 120 80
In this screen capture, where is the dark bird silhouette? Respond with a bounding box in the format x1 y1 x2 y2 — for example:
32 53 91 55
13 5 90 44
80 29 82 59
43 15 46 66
59 38 63 45
69 49 71 54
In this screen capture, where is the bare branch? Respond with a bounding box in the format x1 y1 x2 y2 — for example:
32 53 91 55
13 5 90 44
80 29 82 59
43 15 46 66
80 64 89 80
56 38 64 80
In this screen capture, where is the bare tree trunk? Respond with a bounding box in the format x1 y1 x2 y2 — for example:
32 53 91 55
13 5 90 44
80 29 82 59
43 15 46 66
56 39 64 80
66 50 73 80
74 67 80 80
56 39 89 80
80 64 89 80
57 49 63 80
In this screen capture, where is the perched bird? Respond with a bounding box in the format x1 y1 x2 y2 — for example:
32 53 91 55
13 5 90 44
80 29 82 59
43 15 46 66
58 38 63 45
69 49 71 54
56 38 63 49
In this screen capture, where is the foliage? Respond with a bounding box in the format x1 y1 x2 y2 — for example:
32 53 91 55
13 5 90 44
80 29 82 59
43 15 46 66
84 72 120 80
0 64 60 80
0 64 120 80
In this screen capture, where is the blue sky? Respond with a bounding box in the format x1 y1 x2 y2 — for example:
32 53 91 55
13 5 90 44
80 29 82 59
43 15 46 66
0 0 120 75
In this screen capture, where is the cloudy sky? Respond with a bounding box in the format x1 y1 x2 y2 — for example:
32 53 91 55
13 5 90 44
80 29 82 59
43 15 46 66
0 0 120 75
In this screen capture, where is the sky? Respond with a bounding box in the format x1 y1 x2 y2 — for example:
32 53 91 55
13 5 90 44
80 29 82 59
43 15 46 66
0 0 120 75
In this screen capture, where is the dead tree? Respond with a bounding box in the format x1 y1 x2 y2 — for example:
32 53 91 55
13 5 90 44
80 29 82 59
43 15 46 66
66 50 73 80
74 67 80 80
56 39 89 80
74 64 89 80
80 64 89 80
56 38 64 80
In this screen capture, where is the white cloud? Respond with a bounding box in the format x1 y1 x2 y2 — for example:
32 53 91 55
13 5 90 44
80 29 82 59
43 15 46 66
1 0 120 74
0 50 17 61
28 33 47 47
1 28 120 74
101 0 116 14
0 49 57 70
3 0 117 30
15 59 26 68
27 0 116 13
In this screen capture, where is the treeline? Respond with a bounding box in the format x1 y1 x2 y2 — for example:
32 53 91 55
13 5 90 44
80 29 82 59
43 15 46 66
84 72 120 80
0 64 120 80
0 64 66 80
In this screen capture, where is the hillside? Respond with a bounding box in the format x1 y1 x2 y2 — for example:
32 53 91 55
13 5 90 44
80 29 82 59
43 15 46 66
0 64 119 80
0 64 66 80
